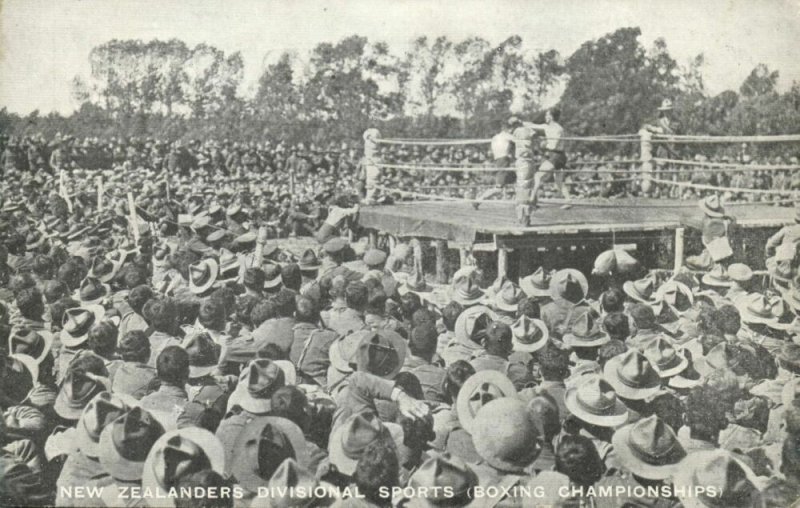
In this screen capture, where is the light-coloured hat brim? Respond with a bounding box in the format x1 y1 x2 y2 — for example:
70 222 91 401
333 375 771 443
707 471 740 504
511 320 549 353
189 258 219 294
454 305 497 345
612 426 683 480
274 360 297 386
9 353 38 387
651 354 689 378
449 289 486 306
603 359 662 401
263 277 283 289
564 386 629 427
9 330 54 365
671 450 765 508
520 279 550 298
72 283 112 306
668 372 704 390
493 298 520 313
456 371 517 436
563 333 610 348
700 274 733 287
622 281 656 304
142 427 225 508
227 382 272 415
549 269 589 301
188 364 217 379
59 304 106 347
98 419 159 482
327 421 360 476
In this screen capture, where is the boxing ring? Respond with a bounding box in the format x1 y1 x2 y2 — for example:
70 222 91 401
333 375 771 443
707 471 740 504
356 130 800 282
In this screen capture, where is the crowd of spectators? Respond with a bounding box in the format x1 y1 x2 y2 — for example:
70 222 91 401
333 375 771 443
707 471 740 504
1 124 800 507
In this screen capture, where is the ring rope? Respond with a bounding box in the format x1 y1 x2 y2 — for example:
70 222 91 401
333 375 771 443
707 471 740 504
652 133 800 143
376 161 800 176
652 158 800 171
374 135 641 146
649 177 800 196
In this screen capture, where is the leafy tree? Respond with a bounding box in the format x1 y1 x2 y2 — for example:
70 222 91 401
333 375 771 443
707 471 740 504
739 63 779 98
558 28 681 135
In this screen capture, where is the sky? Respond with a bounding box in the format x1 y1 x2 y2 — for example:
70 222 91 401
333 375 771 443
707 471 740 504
1 0 799 115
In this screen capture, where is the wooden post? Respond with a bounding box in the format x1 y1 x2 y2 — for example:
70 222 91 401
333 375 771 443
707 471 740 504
127 192 140 245
639 129 653 195
363 128 381 203
95 176 104 212
435 240 448 284
253 225 268 269
60 170 73 213
674 227 685 272
459 247 469 268
497 248 508 278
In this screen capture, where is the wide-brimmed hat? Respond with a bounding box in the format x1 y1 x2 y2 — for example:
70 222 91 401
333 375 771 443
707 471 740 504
142 428 225 508
736 293 779 325
404 453 478 508
492 280 523 313
263 263 283 289
72 276 111 305
231 416 309 491
510 315 549 353
329 330 367 374
400 269 432 295
564 375 629 427
54 369 111 421
60 305 106 347
182 333 221 378
297 249 321 272
363 248 387 268
453 305 496 345
612 415 686 480
643 337 688 378
657 98 673 111
672 450 764 508
25 230 46 251
8 328 53 364
233 231 257 248
265 458 340 507
217 249 240 281
728 263 754 284
188 258 219 294
76 391 130 458
592 247 639 277
449 267 485 306
152 243 172 268
471 398 541 473
655 280 694 314
520 267 552 298
355 329 407 380
549 269 588 303
456 370 516 435
98 407 165 481
623 276 657 304
328 411 392 476
89 255 123 284
603 350 661 400
699 195 725 218
694 343 736 377
228 359 286 414
563 310 609 348
701 264 732 288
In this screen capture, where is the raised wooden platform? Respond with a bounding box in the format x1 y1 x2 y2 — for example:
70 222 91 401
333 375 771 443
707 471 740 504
358 198 793 248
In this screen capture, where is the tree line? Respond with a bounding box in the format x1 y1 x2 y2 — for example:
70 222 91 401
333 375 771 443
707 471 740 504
2 27 800 150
